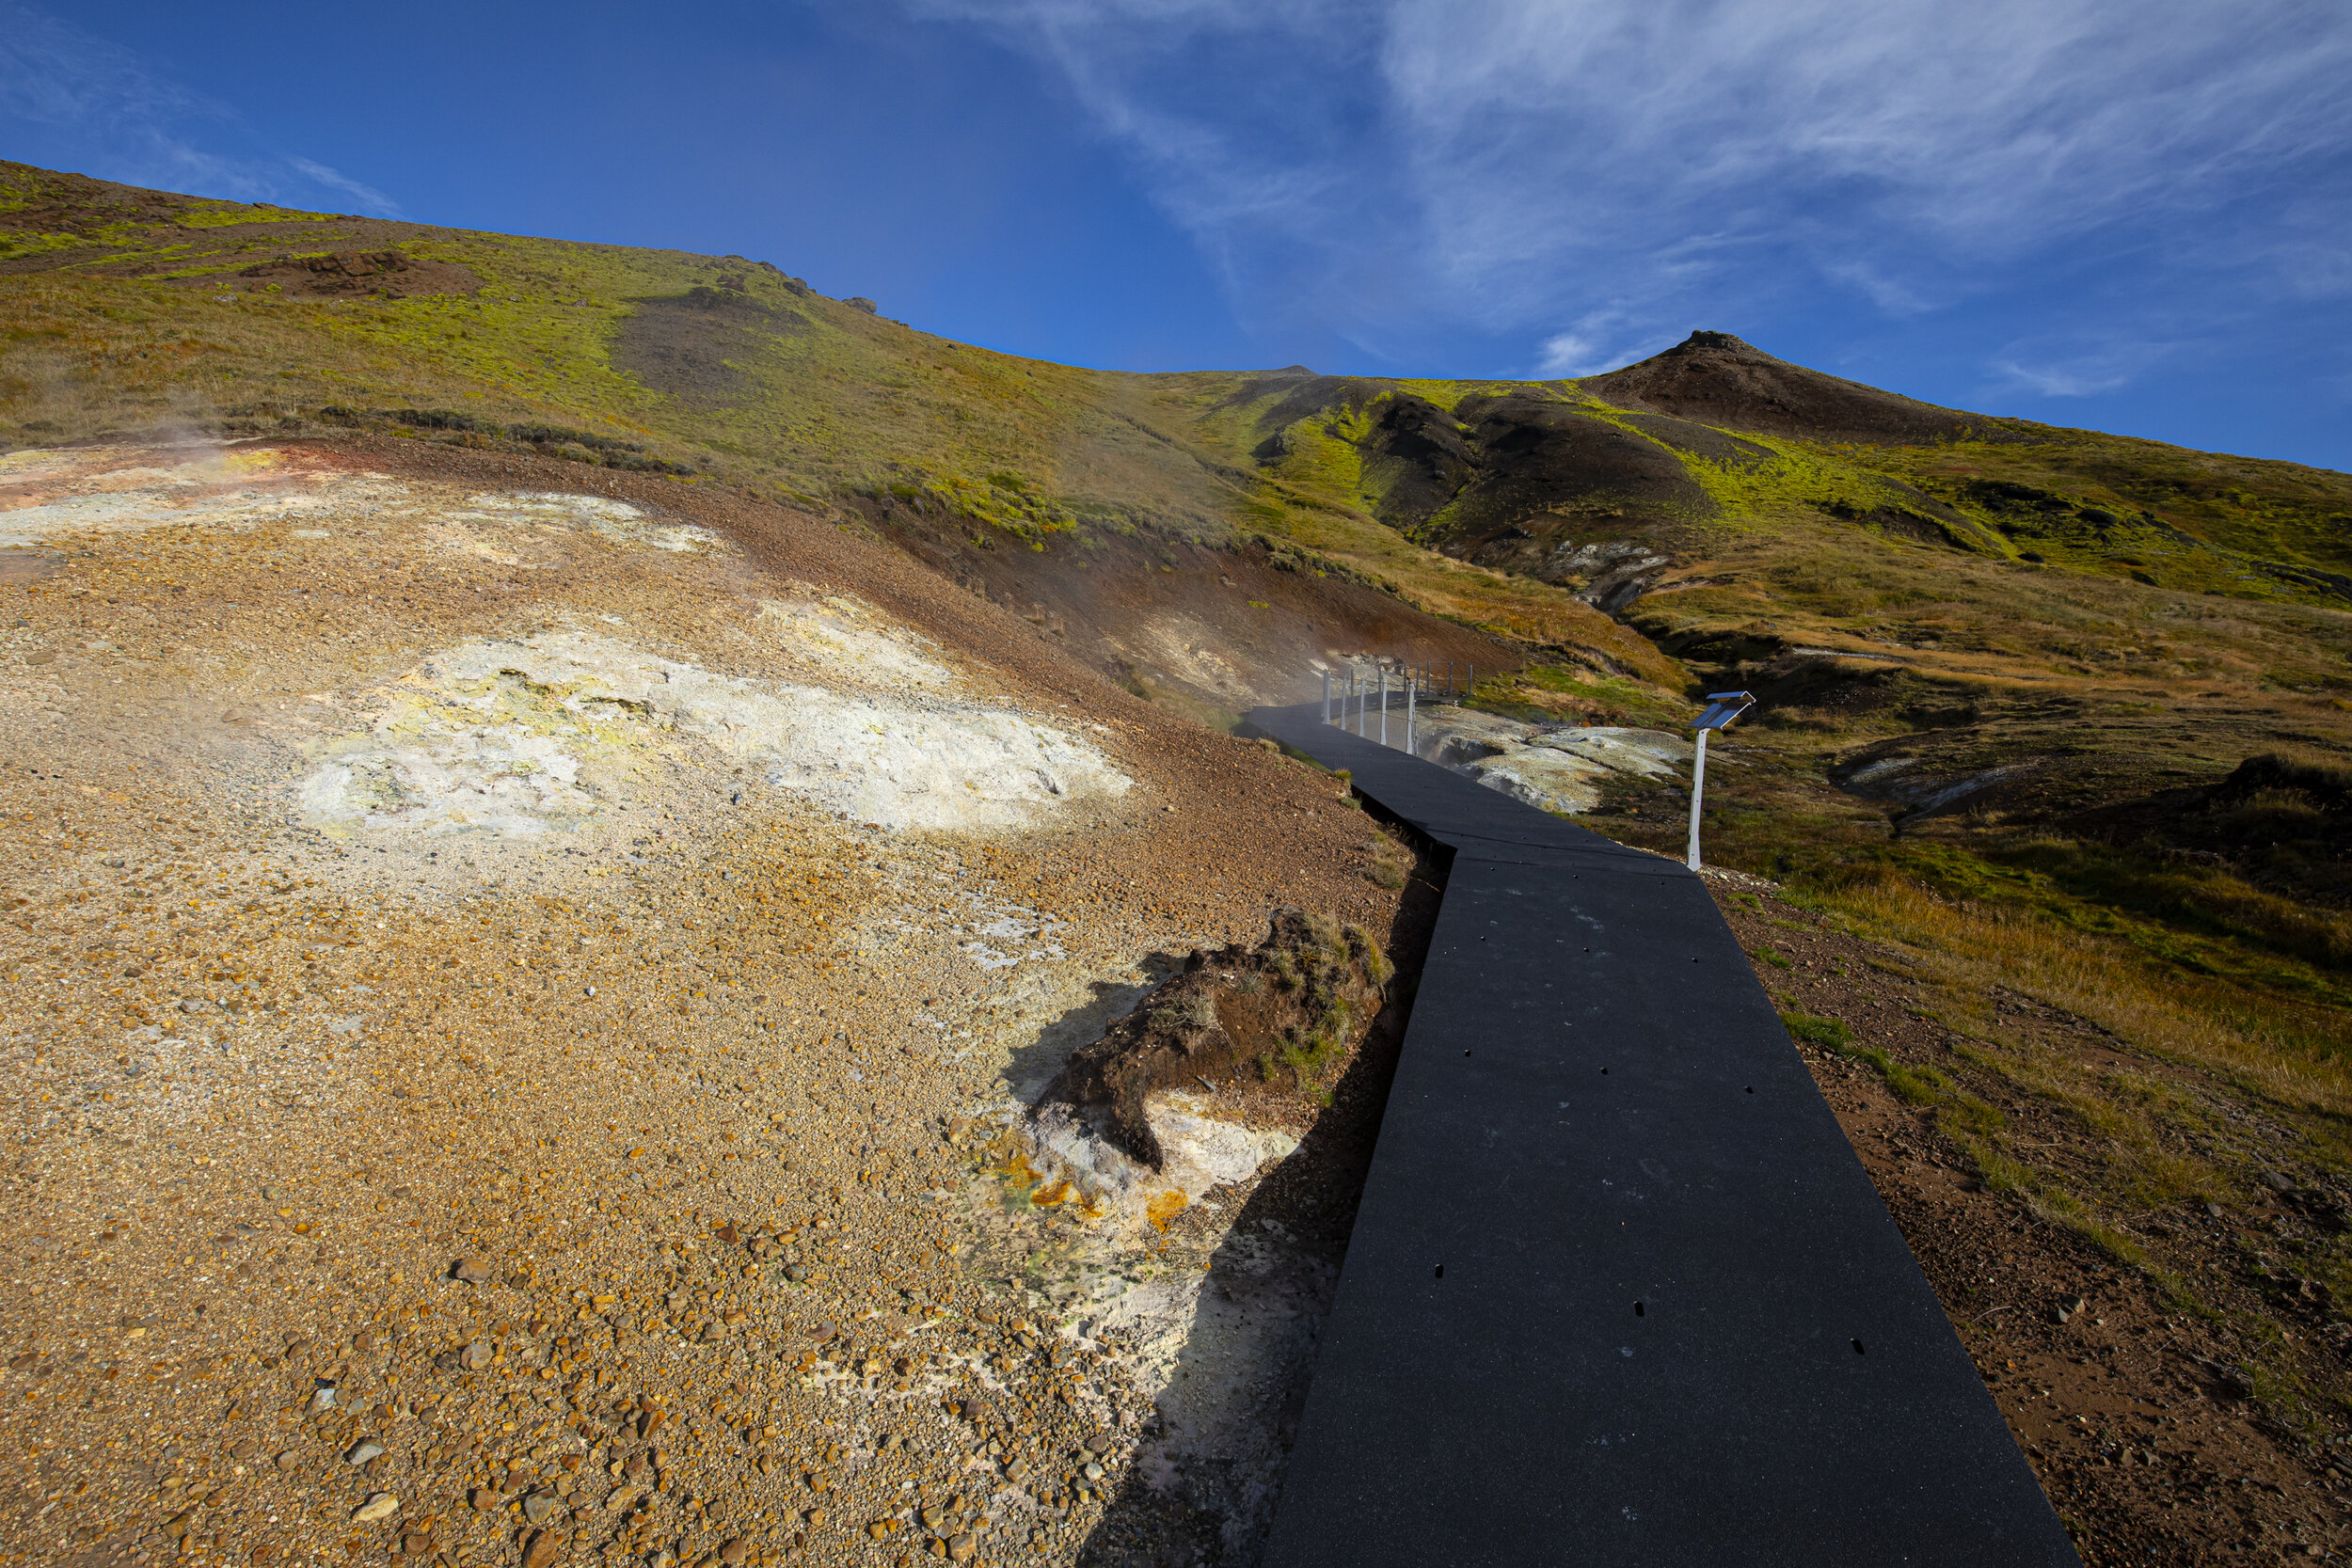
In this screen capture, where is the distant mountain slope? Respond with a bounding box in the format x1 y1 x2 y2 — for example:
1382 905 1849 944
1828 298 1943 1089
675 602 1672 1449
8 156 2352 834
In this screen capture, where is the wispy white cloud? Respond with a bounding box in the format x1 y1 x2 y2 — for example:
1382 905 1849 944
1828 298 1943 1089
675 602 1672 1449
1814 261 1935 319
1534 331 1606 378
0 4 403 215
910 0 2352 385
1992 359 2133 399
1534 309 1662 377
287 157 403 217
1990 335 2171 398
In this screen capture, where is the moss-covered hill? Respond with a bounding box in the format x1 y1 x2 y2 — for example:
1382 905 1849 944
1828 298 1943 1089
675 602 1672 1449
8 156 2352 840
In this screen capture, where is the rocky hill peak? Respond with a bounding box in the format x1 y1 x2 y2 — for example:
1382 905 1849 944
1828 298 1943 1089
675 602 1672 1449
1670 329 1762 356
1581 328 2004 446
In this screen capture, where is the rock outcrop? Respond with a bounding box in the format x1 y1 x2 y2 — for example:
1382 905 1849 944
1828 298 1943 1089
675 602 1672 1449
1407 707 1694 816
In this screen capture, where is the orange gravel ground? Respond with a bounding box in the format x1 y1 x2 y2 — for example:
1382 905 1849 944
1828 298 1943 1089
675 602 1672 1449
0 436 1410 1568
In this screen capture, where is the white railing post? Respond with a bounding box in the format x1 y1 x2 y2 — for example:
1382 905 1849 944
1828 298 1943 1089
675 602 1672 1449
1686 727 1710 871
1406 670 1416 755
1322 669 1331 723
1378 668 1389 748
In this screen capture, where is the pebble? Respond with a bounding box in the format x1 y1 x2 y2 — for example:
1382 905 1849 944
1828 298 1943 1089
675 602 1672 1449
303 1384 337 1417
720 1540 748 1565
344 1439 384 1466
523 1490 562 1525
351 1493 400 1524
521 1528 565 1568
451 1254 494 1285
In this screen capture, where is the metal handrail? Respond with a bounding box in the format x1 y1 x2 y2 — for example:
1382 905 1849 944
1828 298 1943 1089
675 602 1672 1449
1319 655 1469 755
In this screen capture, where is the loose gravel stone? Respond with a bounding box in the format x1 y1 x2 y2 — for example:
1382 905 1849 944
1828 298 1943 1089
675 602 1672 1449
0 436 1418 1568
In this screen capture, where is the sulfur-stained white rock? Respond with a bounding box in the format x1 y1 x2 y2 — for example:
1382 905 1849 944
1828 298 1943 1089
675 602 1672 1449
1404 707 1540 768
294 629 1130 839
1409 716 1695 816
1524 726 1692 780
1460 747 1615 815
1029 1092 1298 1224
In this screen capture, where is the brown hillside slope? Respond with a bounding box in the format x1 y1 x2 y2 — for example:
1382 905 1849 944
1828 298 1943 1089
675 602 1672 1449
0 432 1439 1567
0 159 1638 721
1581 328 2019 445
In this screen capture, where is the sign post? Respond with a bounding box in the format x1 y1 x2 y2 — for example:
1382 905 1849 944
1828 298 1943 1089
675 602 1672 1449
1687 690 1756 872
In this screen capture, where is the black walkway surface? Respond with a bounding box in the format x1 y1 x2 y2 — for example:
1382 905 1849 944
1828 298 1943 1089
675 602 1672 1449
1248 702 2078 1568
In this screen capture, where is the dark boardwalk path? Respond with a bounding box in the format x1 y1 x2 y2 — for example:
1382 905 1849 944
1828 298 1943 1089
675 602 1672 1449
1248 702 2078 1567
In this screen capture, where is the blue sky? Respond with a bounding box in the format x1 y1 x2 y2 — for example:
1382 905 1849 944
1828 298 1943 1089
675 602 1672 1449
5 0 2349 470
